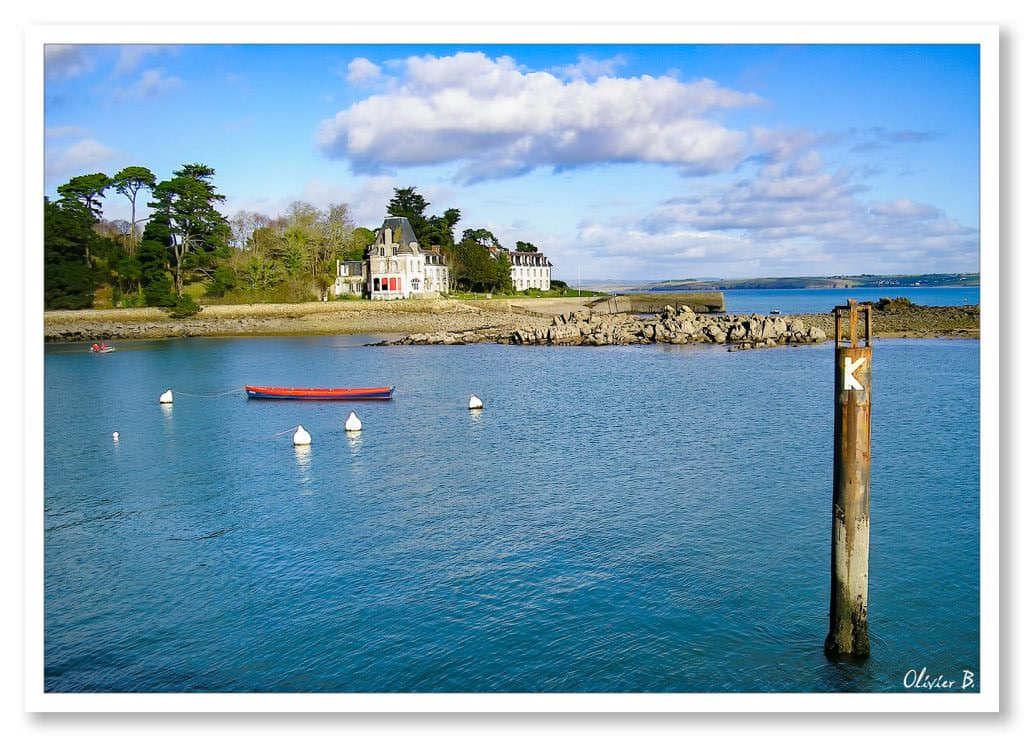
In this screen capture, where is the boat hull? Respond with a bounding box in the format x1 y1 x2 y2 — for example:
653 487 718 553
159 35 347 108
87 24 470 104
244 385 394 400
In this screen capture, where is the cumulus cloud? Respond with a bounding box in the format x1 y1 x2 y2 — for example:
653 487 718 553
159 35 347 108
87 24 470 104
553 53 629 80
575 153 977 278
113 68 183 100
317 51 762 182
346 57 382 85
45 138 119 185
45 45 94 79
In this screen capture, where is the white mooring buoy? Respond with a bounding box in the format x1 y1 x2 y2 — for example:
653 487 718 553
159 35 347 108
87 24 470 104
468 394 484 410
112 431 119 441
159 389 173 404
345 412 362 433
293 425 312 446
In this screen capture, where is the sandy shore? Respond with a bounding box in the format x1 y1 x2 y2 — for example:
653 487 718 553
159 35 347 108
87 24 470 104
43 298 979 343
43 299 558 342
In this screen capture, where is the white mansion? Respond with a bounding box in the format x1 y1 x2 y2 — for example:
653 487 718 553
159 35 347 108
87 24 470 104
506 249 552 292
334 217 450 300
333 216 553 298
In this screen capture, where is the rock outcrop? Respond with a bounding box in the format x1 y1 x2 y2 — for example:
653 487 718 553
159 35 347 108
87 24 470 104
383 305 829 349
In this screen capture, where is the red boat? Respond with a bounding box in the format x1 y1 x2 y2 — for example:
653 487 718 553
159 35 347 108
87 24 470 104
244 385 394 400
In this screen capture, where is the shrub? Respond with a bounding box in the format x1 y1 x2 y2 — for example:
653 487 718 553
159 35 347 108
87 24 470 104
168 294 202 318
204 266 237 298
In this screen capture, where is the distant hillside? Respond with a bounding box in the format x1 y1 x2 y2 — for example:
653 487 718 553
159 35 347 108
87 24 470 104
634 273 979 291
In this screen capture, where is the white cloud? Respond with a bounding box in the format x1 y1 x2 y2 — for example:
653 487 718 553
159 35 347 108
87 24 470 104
750 126 834 164
113 68 183 100
346 57 382 85
113 45 178 76
552 53 630 80
45 139 119 185
869 198 940 219
45 125 88 140
318 51 762 182
44 45 93 79
572 153 978 278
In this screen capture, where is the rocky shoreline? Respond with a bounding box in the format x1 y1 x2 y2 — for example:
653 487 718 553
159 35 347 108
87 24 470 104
42 300 552 343
382 305 828 348
43 297 979 345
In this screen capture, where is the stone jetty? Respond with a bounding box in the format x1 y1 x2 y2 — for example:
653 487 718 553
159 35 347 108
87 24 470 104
382 304 828 348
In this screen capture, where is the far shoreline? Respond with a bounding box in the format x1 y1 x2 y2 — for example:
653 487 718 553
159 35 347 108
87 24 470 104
43 297 980 344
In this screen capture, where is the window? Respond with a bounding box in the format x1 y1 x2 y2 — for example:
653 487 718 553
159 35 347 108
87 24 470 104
411 278 421 291
373 278 380 291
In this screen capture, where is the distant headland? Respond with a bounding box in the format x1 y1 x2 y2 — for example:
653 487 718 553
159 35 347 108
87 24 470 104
584 273 980 293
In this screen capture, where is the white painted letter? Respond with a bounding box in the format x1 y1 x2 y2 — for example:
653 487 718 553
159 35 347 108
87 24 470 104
844 357 866 391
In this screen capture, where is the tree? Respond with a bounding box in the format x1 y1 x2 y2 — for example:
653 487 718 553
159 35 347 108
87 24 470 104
112 166 156 255
56 172 112 267
386 186 431 240
461 228 500 249
430 208 461 248
44 198 96 309
345 227 375 261
136 217 176 307
149 163 229 299
230 210 272 254
494 249 513 293
515 241 538 252
313 203 353 284
57 172 112 220
450 231 504 293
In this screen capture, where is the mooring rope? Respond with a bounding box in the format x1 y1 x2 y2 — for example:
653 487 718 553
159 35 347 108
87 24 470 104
267 425 301 440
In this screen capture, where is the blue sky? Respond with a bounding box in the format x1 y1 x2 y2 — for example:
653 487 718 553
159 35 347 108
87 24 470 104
43 43 980 281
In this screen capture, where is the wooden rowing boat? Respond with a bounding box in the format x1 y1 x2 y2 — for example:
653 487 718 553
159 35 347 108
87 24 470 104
244 385 394 400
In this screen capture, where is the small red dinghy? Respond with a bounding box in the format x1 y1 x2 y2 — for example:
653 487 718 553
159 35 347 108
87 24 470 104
244 385 394 400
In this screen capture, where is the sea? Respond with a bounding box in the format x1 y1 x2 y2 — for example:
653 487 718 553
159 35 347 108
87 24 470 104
719 286 980 314
42 288 981 693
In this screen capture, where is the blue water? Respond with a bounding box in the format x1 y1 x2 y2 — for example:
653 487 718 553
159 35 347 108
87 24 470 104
43 334 979 693
720 286 979 315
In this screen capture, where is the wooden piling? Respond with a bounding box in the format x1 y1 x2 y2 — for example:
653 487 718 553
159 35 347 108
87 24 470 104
826 299 873 658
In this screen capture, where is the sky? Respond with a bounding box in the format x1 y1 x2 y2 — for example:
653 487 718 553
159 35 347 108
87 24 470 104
42 42 981 282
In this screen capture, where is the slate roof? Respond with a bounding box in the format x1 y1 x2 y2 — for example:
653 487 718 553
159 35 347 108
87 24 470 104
375 217 420 254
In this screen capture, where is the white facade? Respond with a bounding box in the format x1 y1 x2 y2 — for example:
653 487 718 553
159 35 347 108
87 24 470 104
366 217 449 301
508 250 552 292
332 217 450 300
333 260 366 296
